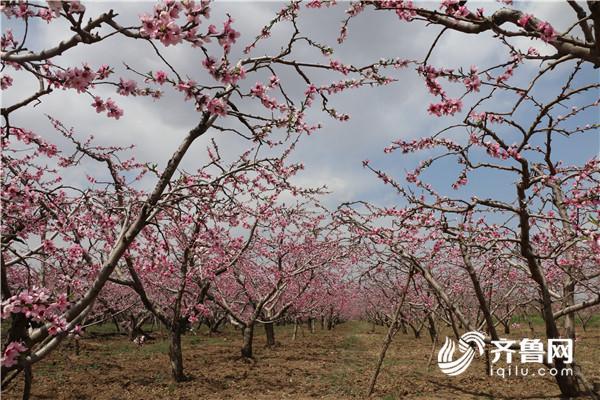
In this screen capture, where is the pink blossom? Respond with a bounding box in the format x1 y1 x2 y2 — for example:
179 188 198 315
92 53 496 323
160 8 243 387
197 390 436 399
207 24 218 35
57 64 97 93
269 75 280 87
207 98 227 116
37 8 55 22
177 80 197 100
1 74 13 89
96 64 112 79
218 17 240 52
66 1 85 14
154 70 168 85
463 73 480 92
1 341 27 368
427 98 462 117
91 96 106 113
105 98 124 119
46 1 63 15
517 13 533 28
117 78 138 96
537 21 557 42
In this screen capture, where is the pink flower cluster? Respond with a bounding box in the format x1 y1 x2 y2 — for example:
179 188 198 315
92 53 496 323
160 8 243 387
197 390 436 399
517 14 557 42
517 13 533 27
187 303 212 323
250 82 277 109
91 97 124 120
452 171 468 189
1 29 17 51
463 65 481 92
330 60 350 75
140 1 185 46
1 74 13 89
537 21 557 43
439 0 469 17
202 57 246 85
304 84 319 107
207 97 227 116
153 70 168 85
117 78 138 96
54 64 97 93
427 98 462 117
417 65 464 117
469 111 504 124
1 288 70 338
483 141 521 160
3 1 78 21
214 17 241 53
9 127 58 157
1 341 27 368
46 1 85 15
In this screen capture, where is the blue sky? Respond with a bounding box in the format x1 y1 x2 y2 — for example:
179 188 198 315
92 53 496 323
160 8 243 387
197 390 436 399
2 1 598 212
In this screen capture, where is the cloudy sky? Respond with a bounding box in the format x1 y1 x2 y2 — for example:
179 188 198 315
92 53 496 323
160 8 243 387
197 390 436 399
3 1 598 211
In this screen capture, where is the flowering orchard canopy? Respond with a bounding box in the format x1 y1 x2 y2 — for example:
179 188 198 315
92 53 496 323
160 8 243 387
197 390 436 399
1 1 599 399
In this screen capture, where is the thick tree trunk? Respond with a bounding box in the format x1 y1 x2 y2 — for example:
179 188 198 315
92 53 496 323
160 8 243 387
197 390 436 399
169 328 185 382
320 315 325 330
264 322 275 347
241 324 254 358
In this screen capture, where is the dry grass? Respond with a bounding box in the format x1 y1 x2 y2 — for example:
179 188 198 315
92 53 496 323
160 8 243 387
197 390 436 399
3 321 599 399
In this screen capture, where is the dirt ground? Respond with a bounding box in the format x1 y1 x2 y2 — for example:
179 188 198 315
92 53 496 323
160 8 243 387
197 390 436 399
3 321 600 399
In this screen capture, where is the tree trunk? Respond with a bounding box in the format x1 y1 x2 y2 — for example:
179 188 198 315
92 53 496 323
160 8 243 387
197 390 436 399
427 314 437 343
310 318 316 333
564 280 576 340
22 365 32 400
320 315 325 330
292 318 299 340
210 315 226 335
410 324 420 339
368 304 403 396
399 320 408 335
264 322 275 347
169 328 185 382
241 324 254 358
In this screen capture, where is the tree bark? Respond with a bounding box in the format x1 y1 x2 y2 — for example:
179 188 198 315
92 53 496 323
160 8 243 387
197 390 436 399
292 318 299 340
169 328 185 382
427 314 437 343
264 322 275 347
22 365 32 400
241 324 254 358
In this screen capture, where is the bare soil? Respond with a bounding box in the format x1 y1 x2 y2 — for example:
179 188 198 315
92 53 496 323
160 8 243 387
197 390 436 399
3 321 599 399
